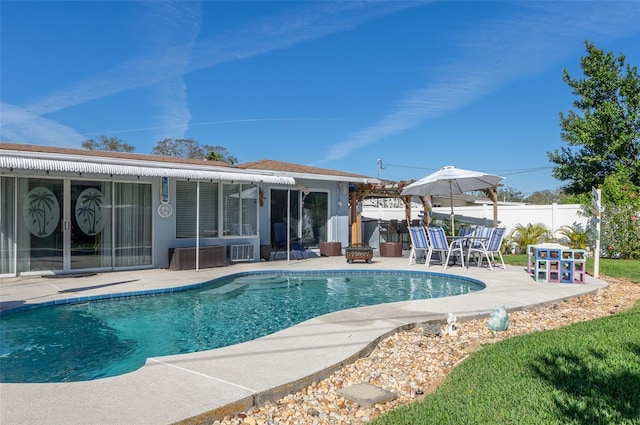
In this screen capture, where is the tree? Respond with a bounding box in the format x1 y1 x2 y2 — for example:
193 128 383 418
496 187 524 202
82 135 135 152
599 164 640 259
524 188 568 205
205 145 239 165
152 138 205 159
151 139 239 164
547 40 640 195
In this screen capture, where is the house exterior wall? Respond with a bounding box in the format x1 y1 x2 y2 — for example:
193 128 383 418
0 172 350 276
0 143 373 276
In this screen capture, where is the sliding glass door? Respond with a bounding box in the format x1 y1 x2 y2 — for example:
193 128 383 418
301 191 328 249
0 177 16 275
113 182 152 267
70 180 112 270
2 177 151 275
18 178 64 272
270 188 328 250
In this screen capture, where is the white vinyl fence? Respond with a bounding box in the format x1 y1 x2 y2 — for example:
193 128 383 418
363 203 589 239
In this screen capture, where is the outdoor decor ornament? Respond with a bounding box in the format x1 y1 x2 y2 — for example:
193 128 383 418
487 306 509 331
447 313 458 336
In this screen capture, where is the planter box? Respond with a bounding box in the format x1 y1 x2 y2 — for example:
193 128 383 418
379 242 402 257
168 246 224 271
320 242 342 256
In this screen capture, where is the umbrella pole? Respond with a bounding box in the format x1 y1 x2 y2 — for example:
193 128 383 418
449 181 455 237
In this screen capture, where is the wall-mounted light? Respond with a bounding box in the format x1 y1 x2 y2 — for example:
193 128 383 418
337 201 343 208
339 182 348 194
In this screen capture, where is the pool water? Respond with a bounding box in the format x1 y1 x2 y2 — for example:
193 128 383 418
0 270 484 383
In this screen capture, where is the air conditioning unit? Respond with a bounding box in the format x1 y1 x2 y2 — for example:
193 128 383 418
229 244 254 262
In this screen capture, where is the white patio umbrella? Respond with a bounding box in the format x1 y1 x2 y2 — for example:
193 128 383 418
401 166 505 236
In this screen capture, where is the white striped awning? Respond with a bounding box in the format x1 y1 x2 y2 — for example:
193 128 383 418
0 156 296 185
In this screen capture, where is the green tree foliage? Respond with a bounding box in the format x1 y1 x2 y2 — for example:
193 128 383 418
82 135 135 152
206 146 239 165
547 40 640 195
599 165 640 259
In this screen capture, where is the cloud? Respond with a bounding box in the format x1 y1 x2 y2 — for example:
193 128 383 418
4 0 425 145
141 1 201 141
320 1 640 163
188 1 424 71
19 1 424 121
0 102 86 146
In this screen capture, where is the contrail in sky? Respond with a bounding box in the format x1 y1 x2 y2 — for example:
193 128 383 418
318 1 640 164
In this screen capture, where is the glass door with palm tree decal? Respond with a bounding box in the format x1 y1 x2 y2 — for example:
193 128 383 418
17 178 112 273
70 180 111 270
18 178 64 272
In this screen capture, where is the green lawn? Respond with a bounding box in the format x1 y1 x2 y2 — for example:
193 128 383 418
370 257 640 425
371 304 640 425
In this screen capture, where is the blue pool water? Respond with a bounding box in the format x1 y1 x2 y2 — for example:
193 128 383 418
0 270 484 383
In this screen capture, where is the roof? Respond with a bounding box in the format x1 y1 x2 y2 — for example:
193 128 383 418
236 159 376 183
0 143 379 185
0 142 232 167
0 143 294 185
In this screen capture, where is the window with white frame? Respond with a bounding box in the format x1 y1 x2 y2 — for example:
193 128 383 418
175 180 219 238
223 183 257 236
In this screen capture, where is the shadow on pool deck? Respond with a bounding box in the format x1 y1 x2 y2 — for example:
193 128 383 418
0 254 607 425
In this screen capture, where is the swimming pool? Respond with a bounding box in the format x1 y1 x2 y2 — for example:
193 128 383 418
0 270 484 383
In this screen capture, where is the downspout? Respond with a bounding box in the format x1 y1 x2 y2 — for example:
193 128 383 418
196 181 200 271
287 188 291 263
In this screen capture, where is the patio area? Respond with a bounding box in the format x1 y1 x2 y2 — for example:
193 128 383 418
0 253 608 425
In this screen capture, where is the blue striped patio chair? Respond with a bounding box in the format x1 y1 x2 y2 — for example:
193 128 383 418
466 226 494 265
467 227 507 270
426 227 464 268
408 226 430 265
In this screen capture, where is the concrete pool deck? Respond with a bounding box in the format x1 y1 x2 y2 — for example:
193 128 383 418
0 254 607 425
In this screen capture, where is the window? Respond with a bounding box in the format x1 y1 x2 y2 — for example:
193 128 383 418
113 182 152 267
223 183 257 236
175 181 219 238
176 181 255 238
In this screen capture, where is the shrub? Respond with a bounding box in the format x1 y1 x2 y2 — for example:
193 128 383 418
508 223 553 254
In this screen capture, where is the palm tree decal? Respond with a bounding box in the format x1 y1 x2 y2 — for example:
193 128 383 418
77 189 103 234
27 188 57 236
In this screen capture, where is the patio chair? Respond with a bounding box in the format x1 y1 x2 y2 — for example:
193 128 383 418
408 226 430 265
425 227 465 268
467 227 506 270
272 222 305 259
466 226 493 265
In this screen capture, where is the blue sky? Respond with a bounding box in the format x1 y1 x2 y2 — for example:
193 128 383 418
1 1 639 195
